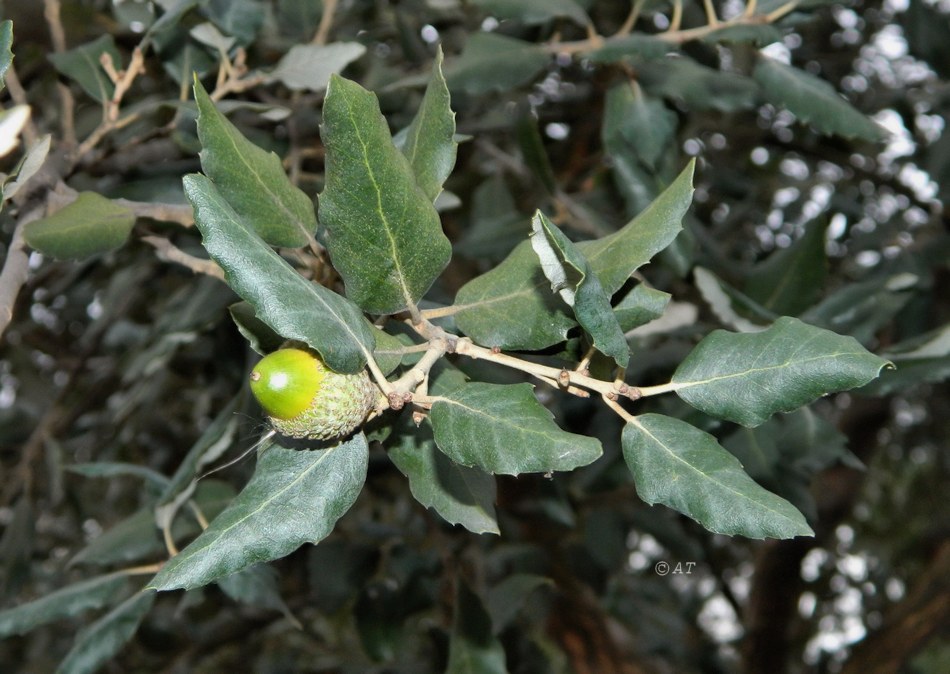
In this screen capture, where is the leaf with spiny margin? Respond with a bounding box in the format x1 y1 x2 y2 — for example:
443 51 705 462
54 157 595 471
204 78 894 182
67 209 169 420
447 32 549 95
23 192 134 260
753 56 886 142
389 419 499 535
396 46 457 202
319 75 451 314
579 159 695 295
55 590 156 674
429 382 602 475
671 316 891 427
0 21 12 90
193 77 315 247
48 35 121 103
453 240 576 350
184 173 374 373
745 218 828 315
149 434 368 591
530 211 629 367
622 414 813 538
0 574 130 638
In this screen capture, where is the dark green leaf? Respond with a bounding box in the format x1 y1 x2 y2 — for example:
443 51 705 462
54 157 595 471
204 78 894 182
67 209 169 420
67 462 170 489
447 33 548 96
267 42 365 92
48 35 121 103
447 581 507 674
0 20 12 90
56 590 156 674
486 574 552 634
454 176 529 261
193 77 315 247
702 24 784 47
184 173 375 373
694 266 776 332
745 218 828 315
0 574 130 638
602 81 677 171
515 114 558 194
23 192 135 260
148 434 368 591
319 75 451 314
389 420 499 535
622 414 813 538
530 211 629 367
587 34 673 63
430 383 602 475
472 0 589 26
862 323 950 395
671 317 891 426
397 46 457 202
639 57 760 112
217 564 297 624
753 56 885 141
228 301 286 355
614 284 671 333
453 240 576 350
579 159 695 294
202 0 264 45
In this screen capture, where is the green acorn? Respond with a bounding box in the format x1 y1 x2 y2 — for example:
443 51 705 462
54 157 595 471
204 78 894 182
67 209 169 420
249 347 379 441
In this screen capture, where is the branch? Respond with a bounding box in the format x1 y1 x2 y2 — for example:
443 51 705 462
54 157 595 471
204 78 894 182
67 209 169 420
141 236 225 280
312 0 339 45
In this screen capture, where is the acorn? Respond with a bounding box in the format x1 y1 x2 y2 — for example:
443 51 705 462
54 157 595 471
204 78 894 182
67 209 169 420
249 347 379 441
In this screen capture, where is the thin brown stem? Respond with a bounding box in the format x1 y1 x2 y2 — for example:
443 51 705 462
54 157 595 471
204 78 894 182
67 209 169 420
616 0 646 36
142 236 225 279
312 0 339 45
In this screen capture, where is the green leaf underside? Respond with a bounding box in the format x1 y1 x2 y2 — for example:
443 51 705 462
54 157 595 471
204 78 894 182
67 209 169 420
193 77 315 247
389 422 499 535
23 192 135 259
0 574 130 638
399 46 457 202
267 42 366 92
0 21 12 89
531 211 629 367
447 582 507 674
429 382 602 475
149 435 368 591
447 32 549 95
472 0 589 26
580 159 695 295
672 316 891 427
753 56 885 141
184 173 374 374
55 590 156 674
48 34 121 103
453 240 576 350
622 415 813 539
319 75 451 314
745 218 828 315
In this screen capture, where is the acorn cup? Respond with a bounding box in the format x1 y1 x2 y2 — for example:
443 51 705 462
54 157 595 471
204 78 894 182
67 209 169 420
249 347 379 441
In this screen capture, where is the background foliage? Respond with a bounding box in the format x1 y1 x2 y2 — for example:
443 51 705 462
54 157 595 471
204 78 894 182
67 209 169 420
0 0 948 672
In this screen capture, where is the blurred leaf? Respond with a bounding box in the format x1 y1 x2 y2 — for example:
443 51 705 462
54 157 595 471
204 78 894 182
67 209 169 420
389 420 499 535
23 192 135 260
0 496 33 598
614 284 671 333
515 114 557 194
587 34 672 63
702 23 784 46
639 57 760 112
579 159 695 294
447 581 508 674
0 574 130 638
149 434 368 591
3 134 52 202
276 0 322 41
447 33 548 95
530 211 629 366
453 240 576 350
189 22 235 53
753 56 885 141
147 0 202 38
455 176 529 261
56 590 156 674
472 0 588 25
862 322 950 395
901 0 950 78
217 564 297 625
48 35 121 103
267 42 365 92
602 81 677 172
622 414 813 538
319 75 451 314
184 173 375 374
0 20 11 89
486 574 552 634
430 383 602 475
67 462 170 489
672 317 891 427
722 424 780 482
745 218 828 315
202 0 264 45
694 267 775 332
395 46 457 202
193 77 315 247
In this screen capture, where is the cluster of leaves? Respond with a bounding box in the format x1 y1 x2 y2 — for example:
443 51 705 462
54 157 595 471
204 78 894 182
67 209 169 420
1 1 948 672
